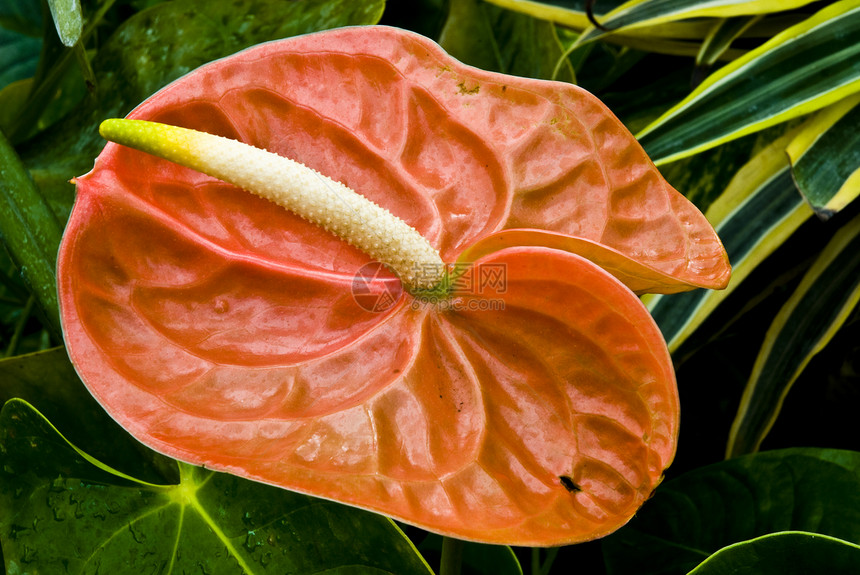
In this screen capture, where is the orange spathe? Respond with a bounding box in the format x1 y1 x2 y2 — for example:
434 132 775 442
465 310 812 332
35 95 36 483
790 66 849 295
58 26 729 546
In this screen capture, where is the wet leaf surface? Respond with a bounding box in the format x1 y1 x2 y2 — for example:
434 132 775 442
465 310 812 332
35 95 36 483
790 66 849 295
0 399 433 575
0 347 172 483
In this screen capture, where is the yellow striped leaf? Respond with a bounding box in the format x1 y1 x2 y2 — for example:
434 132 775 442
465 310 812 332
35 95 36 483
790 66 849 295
579 0 814 44
695 15 761 68
726 210 860 457
638 0 860 165
482 0 764 59
787 93 860 218
482 0 623 29
647 130 813 351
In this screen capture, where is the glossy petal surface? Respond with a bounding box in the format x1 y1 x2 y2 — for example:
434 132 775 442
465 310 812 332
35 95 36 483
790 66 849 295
58 26 718 545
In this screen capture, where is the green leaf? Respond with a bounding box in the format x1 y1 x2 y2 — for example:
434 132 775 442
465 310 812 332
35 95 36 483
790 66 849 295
20 0 386 224
689 532 860 575
0 78 33 131
602 448 860 575
438 0 576 82
0 0 41 37
0 399 434 575
695 15 761 68
727 210 860 457
0 129 64 338
637 0 860 165
647 130 813 351
2 0 85 144
0 25 41 89
0 347 171 482
787 92 860 217
46 0 82 47
578 0 817 45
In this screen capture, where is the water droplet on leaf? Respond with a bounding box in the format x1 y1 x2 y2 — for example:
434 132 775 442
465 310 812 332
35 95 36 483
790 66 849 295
244 530 262 552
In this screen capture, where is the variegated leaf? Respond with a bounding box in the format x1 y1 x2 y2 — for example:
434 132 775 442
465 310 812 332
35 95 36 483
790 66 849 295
638 0 860 165
727 210 860 456
482 0 625 29
578 0 816 44
695 15 761 68
787 92 860 218
647 131 812 351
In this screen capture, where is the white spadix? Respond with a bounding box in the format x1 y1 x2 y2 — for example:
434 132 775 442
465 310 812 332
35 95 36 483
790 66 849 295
99 119 446 291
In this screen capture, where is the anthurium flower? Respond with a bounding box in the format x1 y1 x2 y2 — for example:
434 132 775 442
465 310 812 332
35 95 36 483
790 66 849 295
57 26 730 546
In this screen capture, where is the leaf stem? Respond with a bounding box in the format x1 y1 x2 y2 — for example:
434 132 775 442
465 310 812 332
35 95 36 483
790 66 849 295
5 294 35 357
72 41 97 92
531 547 561 575
439 536 465 575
